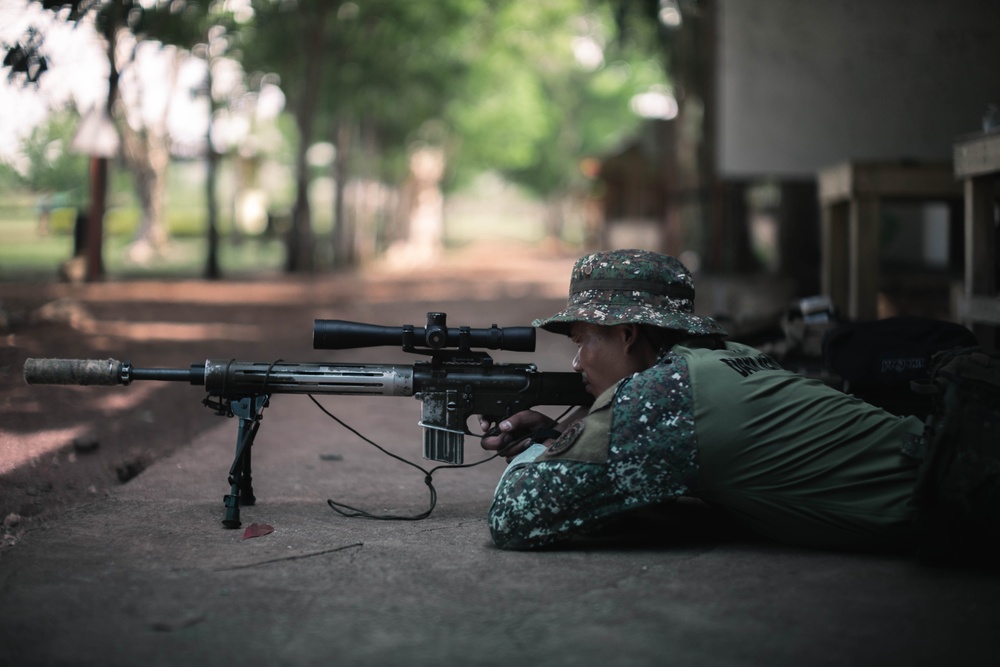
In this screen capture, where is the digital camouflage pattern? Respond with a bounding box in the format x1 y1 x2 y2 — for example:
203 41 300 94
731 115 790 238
489 350 698 549
495 249 713 548
533 249 727 338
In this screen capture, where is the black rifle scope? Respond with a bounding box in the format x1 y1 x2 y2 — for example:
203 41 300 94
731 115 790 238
313 312 536 352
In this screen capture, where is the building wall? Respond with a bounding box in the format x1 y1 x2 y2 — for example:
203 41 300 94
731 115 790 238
717 0 1000 178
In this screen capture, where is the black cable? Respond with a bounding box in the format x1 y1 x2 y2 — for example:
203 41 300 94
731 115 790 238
262 358 283 394
309 396 578 521
309 394 503 521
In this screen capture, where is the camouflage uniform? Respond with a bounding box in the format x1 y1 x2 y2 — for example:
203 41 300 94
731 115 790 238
489 250 923 550
490 347 699 548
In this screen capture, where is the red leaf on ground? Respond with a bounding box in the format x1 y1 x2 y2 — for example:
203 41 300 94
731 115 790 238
242 523 274 540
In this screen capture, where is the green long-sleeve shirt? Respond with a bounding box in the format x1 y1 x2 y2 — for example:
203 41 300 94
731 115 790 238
490 342 924 550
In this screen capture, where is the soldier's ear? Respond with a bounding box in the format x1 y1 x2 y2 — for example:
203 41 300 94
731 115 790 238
620 324 641 352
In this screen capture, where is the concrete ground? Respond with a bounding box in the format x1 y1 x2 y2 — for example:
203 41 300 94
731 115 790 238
2 246 999 666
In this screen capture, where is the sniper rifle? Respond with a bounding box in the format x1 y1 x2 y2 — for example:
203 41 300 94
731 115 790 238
23 312 592 528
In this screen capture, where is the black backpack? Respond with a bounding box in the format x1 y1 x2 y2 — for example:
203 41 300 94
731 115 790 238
909 347 1000 566
824 317 979 419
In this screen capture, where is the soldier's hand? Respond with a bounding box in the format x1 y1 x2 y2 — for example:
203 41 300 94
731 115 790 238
479 410 556 461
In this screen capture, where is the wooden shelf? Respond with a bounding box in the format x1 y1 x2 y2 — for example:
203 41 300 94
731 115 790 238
953 129 1000 349
817 161 962 321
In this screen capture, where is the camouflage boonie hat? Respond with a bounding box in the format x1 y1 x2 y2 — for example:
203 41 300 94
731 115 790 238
533 249 727 337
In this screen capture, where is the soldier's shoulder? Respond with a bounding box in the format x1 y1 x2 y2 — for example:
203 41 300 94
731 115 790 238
613 353 693 419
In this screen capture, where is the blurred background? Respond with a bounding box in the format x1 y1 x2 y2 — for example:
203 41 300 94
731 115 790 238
1 0 998 322
1 0 674 279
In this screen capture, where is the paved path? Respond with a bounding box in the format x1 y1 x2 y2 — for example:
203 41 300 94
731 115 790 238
2 247 998 666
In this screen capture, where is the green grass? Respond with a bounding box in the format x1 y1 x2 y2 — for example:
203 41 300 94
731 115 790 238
0 169 585 281
0 213 286 281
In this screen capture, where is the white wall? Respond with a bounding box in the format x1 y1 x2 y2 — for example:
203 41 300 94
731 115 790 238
717 0 1000 178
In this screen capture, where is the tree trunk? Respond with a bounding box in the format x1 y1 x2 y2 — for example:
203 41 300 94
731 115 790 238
286 5 330 272
119 46 181 265
203 55 221 280
384 146 445 267
330 116 354 268
120 124 171 264
85 24 122 282
85 156 107 281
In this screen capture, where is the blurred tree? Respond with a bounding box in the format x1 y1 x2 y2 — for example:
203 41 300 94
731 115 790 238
241 0 329 271
0 163 24 192
243 0 481 270
115 40 184 265
449 0 667 243
20 0 125 280
17 108 90 195
2 0 178 279
2 0 254 279
102 1 252 278
6 0 671 277
610 0 757 272
243 0 665 269
318 0 480 267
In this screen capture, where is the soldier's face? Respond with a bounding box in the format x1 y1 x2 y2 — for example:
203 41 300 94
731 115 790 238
569 322 642 397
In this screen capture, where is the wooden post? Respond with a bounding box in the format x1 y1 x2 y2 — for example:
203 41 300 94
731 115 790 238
85 156 107 282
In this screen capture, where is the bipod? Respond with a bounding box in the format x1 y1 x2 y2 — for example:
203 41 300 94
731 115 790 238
222 394 269 528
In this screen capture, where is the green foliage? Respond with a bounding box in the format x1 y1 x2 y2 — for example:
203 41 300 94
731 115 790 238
0 162 26 191
244 0 484 184
46 207 81 234
449 51 554 172
3 0 672 273
239 0 668 199
446 0 668 198
16 108 90 197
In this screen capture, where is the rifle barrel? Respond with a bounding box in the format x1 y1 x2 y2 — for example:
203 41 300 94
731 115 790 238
132 366 205 383
23 359 590 409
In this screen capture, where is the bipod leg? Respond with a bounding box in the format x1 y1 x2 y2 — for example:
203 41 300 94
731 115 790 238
222 395 269 528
